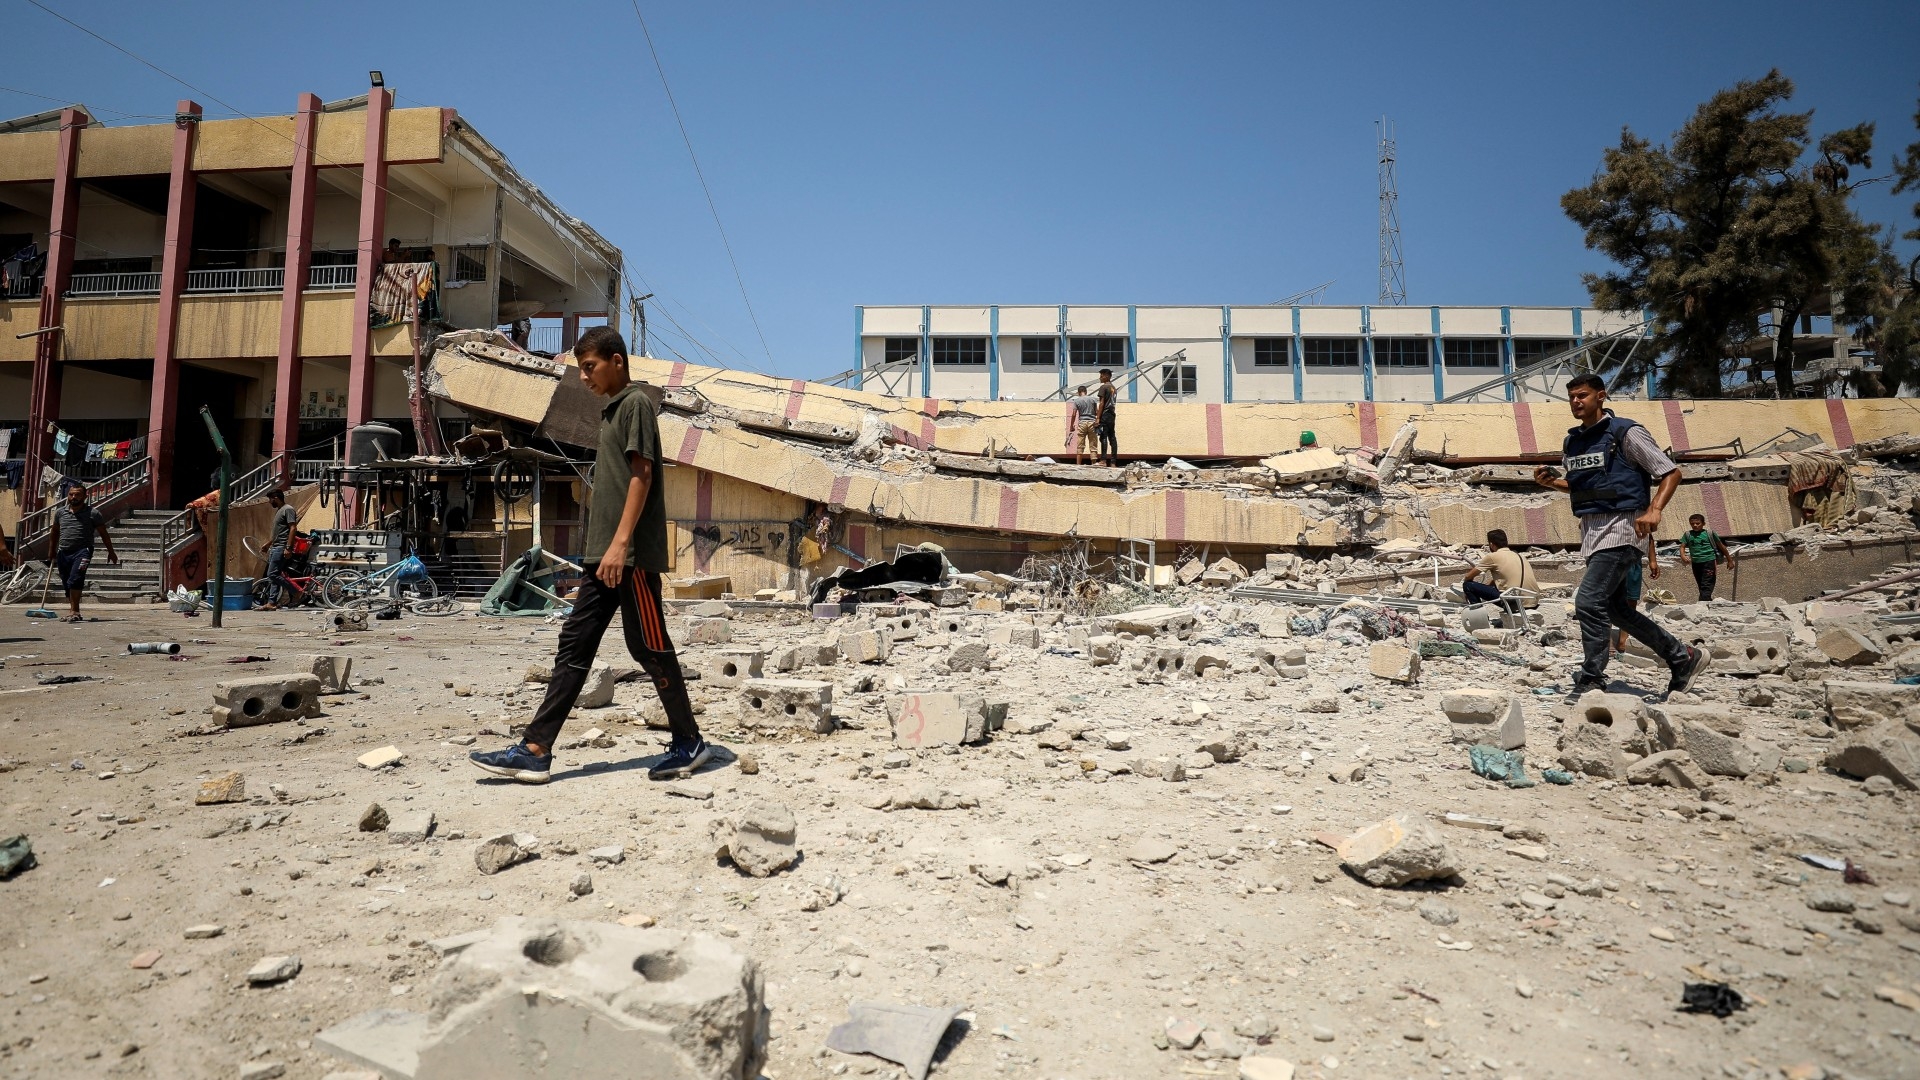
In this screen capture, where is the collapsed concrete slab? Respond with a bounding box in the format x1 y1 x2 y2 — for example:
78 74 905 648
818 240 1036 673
315 918 767 1080
1824 681 1920 730
1825 721 1920 790
213 674 322 728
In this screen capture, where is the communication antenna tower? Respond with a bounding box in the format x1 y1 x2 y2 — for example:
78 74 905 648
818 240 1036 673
1377 117 1406 305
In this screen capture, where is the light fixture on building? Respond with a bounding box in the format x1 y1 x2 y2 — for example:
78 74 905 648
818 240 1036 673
369 71 385 88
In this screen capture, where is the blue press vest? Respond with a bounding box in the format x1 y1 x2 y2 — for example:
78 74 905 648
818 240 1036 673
1562 413 1651 517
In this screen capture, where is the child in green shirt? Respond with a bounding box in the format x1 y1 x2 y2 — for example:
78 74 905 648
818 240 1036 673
1680 514 1732 602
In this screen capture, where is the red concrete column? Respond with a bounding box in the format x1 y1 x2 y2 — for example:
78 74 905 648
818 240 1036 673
346 87 392 431
561 313 579 351
146 100 201 509
23 108 86 510
272 93 322 480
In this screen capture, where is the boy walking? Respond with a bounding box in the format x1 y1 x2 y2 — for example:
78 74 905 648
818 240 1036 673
49 482 116 623
1679 514 1732 602
471 327 710 783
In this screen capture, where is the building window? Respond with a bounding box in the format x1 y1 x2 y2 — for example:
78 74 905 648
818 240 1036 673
930 336 987 366
1443 339 1503 368
1161 363 1198 398
884 337 920 366
1252 338 1291 367
1512 338 1574 366
1020 338 1056 366
1303 338 1361 367
449 244 488 283
1069 336 1126 369
1374 337 1430 369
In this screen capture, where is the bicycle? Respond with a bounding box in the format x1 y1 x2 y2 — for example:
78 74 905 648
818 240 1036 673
329 552 464 616
2 559 52 605
242 533 337 609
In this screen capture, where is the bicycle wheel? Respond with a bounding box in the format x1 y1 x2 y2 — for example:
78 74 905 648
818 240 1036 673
408 595 465 616
250 577 277 608
320 570 364 609
241 535 267 561
397 575 439 604
2 561 51 604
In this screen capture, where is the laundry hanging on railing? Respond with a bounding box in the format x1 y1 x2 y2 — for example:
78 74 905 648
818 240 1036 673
369 260 440 329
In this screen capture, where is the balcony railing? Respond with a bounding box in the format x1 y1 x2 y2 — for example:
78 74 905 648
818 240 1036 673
69 272 161 296
186 267 282 293
4 273 41 299
18 455 152 552
307 264 356 289
293 457 340 482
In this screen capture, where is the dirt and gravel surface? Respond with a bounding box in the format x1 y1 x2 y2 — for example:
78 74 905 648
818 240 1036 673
2 594 1917 1080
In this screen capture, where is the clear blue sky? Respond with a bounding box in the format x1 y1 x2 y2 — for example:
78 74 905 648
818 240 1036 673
9 0 1919 380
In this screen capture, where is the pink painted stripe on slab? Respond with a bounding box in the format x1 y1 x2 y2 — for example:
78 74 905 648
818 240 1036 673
1357 402 1378 450
1164 489 1187 542
667 363 687 388
1824 399 1855 448
1205 404 1224 458
847 524 866 560
1513 401 1539 456
828 475 851 507
1661 400 1692 453
1699 483 1733 537
1522 506 1550 545
921 416 936 448
784 379 807 420
695 470 713 521
997 487 1020 532
673 426 703 464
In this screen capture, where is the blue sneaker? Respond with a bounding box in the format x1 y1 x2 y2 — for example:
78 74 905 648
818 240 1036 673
469 742 552 784
647 738 712 781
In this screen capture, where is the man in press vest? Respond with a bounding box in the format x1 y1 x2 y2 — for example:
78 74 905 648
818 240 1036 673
1533 375 1707 704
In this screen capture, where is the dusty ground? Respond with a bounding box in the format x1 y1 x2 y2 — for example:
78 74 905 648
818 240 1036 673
1 593 1917 1080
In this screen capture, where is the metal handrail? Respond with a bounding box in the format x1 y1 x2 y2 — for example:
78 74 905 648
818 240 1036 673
231 452 289 503
307 264 356 289
17 455 153 552
186 267 282 293
160 505 199 553
68 272 161 297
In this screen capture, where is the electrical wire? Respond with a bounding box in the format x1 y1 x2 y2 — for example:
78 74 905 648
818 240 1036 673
625 0 777 371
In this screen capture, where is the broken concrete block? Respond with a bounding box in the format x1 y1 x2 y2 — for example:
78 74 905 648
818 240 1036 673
874 612 923 640
712 800 798 877
1367 642 1419 684
1824 721 1920 790
741 679 834 734
246 955 301 986
195 771 246 805
331 609 368 632
1556 721 1629 780
886 692 988 749
213 674 322 728
1673 719 1755 778
1569 691 1645 731
676 616 733 646
388 810 436 844
1087 635 1122 666
1824 681 1920 730
1627 750 1710 789
1718 636 1789 675
704 650 765 689
1175 559 1206 585
358 803 389 832
1256 643 1308 679
1263 446 1347 485
838 627 892 665
576 662 620 709
1335 812 1459 887
357 746 404 770
1187 648 1230 678
301 654 354 693
1817 624 1886 666
315 918 767 1080
473 833 538 875
1207 557 1249 582
1440 690 1525 750
945 641 991 673
986 623 1041 648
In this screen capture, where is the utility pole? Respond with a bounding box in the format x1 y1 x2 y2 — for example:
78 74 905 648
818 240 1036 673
1377 117 1406 306
199 406 232 628
630 292 654 357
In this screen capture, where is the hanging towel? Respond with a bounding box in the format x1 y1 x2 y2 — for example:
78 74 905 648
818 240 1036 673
128 436 146 458
85 442 102 462
0 427 12 459
53 430 69 455
114 440 131 460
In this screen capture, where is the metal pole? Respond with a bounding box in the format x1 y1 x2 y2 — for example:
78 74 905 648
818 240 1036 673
199 406 232 628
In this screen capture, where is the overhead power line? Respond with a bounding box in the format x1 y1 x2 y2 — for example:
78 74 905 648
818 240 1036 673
626 1 777 371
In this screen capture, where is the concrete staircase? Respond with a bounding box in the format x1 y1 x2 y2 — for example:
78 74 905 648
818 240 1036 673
85 509 174 601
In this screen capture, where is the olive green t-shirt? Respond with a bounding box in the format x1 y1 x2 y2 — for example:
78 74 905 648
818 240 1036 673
584 382 668 571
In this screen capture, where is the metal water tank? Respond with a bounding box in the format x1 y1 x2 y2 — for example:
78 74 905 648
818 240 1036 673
346 423 402 467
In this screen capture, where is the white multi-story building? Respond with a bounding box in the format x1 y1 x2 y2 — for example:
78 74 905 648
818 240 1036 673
851 304 1647 404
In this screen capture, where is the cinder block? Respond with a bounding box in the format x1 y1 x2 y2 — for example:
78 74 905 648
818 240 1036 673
935 614 971 636
875 612 922 640
331 610 368 632
837 627 892 665
677 617 732 646
741 678 834 734
886 691 988 749
214 674 322 728
705 649 766 689
314 917 767 1080
987 623 1041 648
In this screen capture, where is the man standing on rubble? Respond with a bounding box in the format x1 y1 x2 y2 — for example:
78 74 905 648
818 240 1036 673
1533 374 1706 704
470 326 710 783
1095 368 1119 467
1067 385 1099 466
